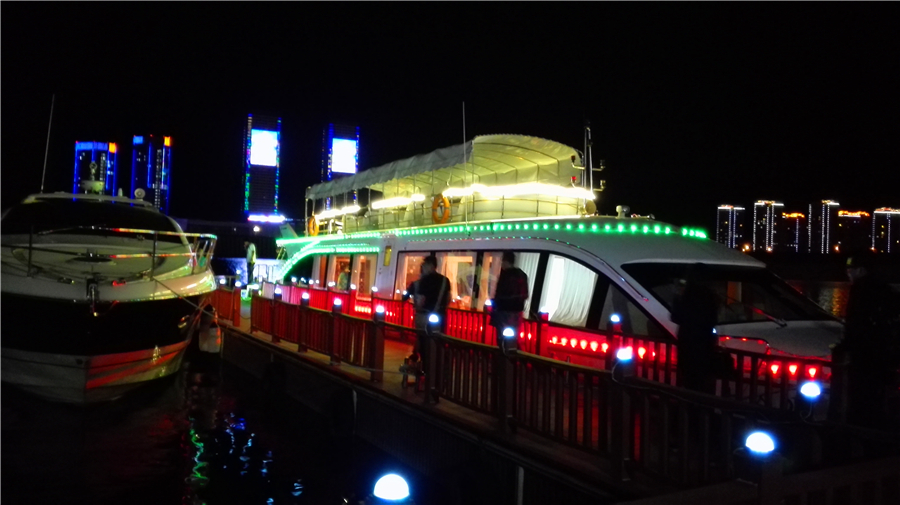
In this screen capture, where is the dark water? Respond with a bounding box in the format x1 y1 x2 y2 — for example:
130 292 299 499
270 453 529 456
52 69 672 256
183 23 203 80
1 353 446 505
787 280 851 318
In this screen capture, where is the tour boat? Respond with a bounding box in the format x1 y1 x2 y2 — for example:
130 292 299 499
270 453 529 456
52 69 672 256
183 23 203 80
275 134 842 383
0 192 217 403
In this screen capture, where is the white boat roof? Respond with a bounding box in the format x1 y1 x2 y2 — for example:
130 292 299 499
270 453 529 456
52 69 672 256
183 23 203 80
306 134 584 200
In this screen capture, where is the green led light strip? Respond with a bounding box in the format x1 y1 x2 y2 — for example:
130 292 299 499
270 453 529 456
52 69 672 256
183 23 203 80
277 245 380 281
276 221 708 248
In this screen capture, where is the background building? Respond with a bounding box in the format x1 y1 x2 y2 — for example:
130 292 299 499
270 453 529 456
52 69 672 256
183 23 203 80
835 210 871 254
73 141 117 195
716 205 745 249
320 123 360 210
130 135 172 214
779 212 806 252
872 208 899 253
753 200 783 252
808 200 840 253
244 114 282 220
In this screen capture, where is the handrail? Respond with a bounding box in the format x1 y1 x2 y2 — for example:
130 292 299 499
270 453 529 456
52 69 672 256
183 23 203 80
3 225 217 280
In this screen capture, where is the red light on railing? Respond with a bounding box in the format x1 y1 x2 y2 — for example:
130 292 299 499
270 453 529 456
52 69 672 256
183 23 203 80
526 333 532 340
580 340 588 350
560 338 567 346
601 342 609 353
551 336 558 344
788 364 798 376
741 338 748 341
770 363 780 375
570 339 577 348
590 341 599 352
638 347 647 359
808 367 818 378
520 331 525 339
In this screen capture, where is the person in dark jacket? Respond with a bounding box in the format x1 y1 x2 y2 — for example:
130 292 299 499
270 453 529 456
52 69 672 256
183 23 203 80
490 251 529 347
404 256 450 381
836 252 900 428
670 264 719 394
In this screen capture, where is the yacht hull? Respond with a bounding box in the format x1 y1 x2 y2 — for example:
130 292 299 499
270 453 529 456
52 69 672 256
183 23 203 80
0 293 208 404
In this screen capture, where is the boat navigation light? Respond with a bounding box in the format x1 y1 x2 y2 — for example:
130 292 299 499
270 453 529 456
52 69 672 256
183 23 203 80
274 287 282 295
428 314 439 324
333 298 343 307
610 313 621 324
301 292 310 300
484 299 492 307
375 305 385 314
800 381 822 400
219 278 227 285
502 327 516 338
616 346 633 361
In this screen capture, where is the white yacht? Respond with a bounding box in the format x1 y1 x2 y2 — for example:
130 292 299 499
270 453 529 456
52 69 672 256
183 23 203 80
275 134 841 384
1 192 217 403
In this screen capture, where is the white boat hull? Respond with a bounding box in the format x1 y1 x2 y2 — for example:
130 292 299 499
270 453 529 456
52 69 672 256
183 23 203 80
1 337 191 404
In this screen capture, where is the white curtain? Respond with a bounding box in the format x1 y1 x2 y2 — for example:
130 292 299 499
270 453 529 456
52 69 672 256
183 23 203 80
540 255 596 326
517 253 540 316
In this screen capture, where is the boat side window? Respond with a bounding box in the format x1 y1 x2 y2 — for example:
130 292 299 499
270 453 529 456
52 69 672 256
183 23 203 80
352 254 377 298
394 253 427 299
310 256 327 287
597 283 670 339
477 252 503 311
330 255 351 290
436 251 477 310
621 263 834 324
539 254 597 327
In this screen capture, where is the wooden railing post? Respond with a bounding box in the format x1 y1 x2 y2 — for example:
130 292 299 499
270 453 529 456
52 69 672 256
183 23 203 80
369 311 385 382
270 299 279 343
330 304 341 365
297 296 310 353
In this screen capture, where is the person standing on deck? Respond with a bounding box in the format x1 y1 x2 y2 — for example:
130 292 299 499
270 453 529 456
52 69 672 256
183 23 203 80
244 240 257 284
835 251 900 429
670 263 719 394
490 251 530 352
407 256 450 379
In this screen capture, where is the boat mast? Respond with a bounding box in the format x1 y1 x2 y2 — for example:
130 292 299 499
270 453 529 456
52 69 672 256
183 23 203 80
40 94 56 193
463 101 468 225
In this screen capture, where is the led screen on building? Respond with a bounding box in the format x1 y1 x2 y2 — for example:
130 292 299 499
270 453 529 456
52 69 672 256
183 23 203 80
250 129 279 167
331 137 358 174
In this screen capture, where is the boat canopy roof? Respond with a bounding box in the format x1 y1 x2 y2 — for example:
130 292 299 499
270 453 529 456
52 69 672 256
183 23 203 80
306 134 583 201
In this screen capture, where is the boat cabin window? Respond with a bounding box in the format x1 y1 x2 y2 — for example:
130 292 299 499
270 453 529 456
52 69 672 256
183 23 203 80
353 254 377 297
621 263 834 324
436 251 477 310
311 256 327 287
539 254 597 327
330 255 352 290
477 252 503 311
394 253 427 298
597 283 670 339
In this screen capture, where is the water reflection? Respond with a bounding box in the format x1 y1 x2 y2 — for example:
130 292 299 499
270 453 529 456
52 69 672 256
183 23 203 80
1 352 431 505
787 280 850 319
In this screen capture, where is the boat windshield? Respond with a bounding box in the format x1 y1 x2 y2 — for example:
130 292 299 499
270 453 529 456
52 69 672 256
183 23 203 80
621 262 835 324
2 199 180 236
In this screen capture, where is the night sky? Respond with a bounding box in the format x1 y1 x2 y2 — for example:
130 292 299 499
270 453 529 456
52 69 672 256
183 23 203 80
3 4 898 230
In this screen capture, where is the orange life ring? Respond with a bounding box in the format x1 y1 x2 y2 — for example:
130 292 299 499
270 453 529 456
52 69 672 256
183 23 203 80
307 216 319 236
432 194 451 224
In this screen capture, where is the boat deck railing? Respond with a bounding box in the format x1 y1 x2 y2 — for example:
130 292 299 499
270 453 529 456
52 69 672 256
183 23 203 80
2 226 217 279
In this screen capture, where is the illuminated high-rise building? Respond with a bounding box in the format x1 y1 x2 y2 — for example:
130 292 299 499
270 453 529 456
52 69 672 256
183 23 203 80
872 208 900 253
73 141 117 195
716 205 745 249
808 200 840 254
320 123 360 209
753 200 783 252
779 212 806 252
835 210 871 254
244 114 282 220
130 135 172 214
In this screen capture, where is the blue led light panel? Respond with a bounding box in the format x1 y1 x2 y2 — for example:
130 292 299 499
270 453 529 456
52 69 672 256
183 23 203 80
331 138 358 174
250 129 279 167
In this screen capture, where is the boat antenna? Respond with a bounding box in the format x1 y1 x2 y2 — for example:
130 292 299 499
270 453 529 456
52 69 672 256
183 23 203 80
40 94 56 193
463 100 468 225
585 118 593 194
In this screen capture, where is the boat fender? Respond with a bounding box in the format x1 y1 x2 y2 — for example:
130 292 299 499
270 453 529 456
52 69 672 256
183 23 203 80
307 216 319 236
432 194 451 224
